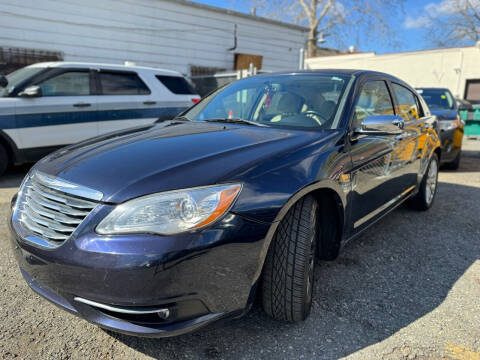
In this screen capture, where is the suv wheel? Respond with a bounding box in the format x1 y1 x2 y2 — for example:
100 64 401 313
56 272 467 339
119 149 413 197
409 153 439 211
262 195 318 321
0 144 8 177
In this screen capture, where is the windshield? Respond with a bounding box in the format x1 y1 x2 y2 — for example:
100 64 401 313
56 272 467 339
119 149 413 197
182 74 352 130
418 89 455 110
0 67 44 97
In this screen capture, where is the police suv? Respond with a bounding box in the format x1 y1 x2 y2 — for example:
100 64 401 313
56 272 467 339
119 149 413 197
0 62 200 175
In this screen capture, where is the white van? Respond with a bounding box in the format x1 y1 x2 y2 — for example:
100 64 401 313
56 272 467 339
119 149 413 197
0 62 200 175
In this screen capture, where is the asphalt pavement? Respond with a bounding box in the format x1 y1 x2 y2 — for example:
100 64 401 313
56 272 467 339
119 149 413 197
0 140 479 360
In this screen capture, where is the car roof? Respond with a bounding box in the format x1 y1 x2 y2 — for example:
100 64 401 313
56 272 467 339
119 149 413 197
256 69 410 83
26 61 182 76
262 69 396 77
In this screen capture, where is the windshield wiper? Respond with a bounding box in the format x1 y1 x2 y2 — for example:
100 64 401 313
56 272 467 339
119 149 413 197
204 118 265 127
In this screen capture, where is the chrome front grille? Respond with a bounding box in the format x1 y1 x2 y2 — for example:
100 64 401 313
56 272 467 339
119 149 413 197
14 171 101 248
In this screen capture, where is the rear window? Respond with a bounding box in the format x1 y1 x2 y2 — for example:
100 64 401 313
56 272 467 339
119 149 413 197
99 72 150 95
156 75 197 95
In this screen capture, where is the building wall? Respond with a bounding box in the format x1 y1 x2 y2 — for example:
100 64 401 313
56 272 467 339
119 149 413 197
306 46 480 98
0 0 307 75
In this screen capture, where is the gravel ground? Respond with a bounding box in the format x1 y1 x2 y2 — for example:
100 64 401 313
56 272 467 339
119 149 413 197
1 140 479 360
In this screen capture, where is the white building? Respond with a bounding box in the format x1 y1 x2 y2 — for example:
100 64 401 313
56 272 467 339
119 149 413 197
306 45 480 103
0 0 307 75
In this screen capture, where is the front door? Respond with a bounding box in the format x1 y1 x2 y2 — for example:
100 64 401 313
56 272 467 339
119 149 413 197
348 80 408 232
15 69 98 151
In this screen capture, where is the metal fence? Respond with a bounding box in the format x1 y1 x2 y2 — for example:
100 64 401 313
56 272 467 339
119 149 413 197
190 64 269 97
0 47 63 74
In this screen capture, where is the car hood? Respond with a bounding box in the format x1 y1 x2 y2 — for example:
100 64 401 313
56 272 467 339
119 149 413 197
35 121 330 203
430 109 458 120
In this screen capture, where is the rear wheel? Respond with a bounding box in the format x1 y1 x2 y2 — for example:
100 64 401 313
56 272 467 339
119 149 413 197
409 153 439 211
262 196 318 321
0 144 8 177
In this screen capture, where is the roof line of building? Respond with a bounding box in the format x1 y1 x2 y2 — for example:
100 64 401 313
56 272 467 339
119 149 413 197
163 0 309 32
349 45 480 58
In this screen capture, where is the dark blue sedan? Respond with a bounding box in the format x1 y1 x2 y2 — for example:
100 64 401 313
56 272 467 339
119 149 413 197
9 70 441 337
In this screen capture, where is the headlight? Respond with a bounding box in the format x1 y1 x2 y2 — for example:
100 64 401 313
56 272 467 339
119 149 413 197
438 119 461 131
96 184 242 235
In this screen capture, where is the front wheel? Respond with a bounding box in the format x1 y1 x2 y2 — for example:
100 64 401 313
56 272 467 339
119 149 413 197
262 196 318 322
409 153 439 211
447 150 461 170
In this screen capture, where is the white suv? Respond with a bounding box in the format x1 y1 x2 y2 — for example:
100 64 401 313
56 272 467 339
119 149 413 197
0 62 200 175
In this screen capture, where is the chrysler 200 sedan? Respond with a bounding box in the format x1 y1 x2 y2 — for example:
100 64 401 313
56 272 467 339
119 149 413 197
9 70 441 337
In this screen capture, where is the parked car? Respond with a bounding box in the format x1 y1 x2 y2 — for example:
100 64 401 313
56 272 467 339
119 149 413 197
9 70 441 338
456 97 474 112
0 62 200 175
416 88 464 169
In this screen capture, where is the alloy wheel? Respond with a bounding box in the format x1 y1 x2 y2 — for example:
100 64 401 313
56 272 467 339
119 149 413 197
425 158 438 205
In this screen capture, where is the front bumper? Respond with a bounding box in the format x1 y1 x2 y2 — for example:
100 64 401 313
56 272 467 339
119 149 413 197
9 210 271 337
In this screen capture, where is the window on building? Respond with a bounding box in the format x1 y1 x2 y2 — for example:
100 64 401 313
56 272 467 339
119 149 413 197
353 81 394 128
156 75 197 95
99 72 150 95
38 71 90 96
465 79 480 104
392 83 420 121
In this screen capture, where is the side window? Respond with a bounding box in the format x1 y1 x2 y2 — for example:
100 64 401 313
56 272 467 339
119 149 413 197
353 80 394 128
38 71 90 96
156 75 197 95
99 72 150 95
392 83 420 121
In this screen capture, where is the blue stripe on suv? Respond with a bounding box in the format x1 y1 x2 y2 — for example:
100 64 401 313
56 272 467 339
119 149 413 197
0 107 187 129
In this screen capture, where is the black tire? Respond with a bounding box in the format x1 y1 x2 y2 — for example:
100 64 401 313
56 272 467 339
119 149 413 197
447 150 461 170
408 153 439 211
0 143 8 177
262 195 318 322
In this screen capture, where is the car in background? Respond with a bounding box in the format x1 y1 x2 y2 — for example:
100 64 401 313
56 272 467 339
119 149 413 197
456 98 474 112
0 62 200 176
416 87 464 169
10 70 442 337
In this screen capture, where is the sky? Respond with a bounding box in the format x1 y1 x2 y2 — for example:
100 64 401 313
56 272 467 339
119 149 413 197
192 0 459 54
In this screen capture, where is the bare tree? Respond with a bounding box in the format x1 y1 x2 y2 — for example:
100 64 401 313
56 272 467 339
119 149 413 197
423 0 480 46
244 0 405 57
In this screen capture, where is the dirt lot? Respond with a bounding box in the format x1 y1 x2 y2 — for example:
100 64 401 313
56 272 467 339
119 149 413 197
0 140 479 360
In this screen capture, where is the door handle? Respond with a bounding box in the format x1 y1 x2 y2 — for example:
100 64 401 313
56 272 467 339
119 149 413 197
143 101 157 105
73 103 91 108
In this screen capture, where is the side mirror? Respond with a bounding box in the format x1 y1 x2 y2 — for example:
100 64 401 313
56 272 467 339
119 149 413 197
18 85 42 98
355 115 404 135
0 75 8 88
458 103 473 111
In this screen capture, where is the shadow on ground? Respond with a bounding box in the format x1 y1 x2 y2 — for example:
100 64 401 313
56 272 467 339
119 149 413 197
109 181 480 359
0 164 32 189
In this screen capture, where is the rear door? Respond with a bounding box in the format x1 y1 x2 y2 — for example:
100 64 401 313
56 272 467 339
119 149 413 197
390 82 423 187
95 70 157 134
15 68 97 150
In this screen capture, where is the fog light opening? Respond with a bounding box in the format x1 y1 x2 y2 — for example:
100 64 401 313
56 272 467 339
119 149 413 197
157 309 170 320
